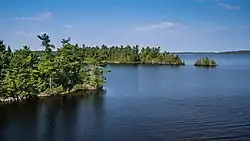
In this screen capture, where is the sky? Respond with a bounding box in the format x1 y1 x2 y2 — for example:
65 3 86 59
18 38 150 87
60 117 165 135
0 0 249 52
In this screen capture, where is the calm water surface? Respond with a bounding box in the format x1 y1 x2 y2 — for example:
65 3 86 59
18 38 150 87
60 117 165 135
1 54 250 141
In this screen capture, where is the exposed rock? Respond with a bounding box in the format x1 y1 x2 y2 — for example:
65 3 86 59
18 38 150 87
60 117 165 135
1 85 103 104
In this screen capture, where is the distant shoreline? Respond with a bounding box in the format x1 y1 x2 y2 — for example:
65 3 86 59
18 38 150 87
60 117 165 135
173 50 250 54
32 50 250 55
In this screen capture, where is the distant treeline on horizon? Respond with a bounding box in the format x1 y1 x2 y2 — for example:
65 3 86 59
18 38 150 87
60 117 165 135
173 50 250 54
30 48 250 55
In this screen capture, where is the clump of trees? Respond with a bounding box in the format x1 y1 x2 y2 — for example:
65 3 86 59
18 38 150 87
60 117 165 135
0 34 185 100
0 34 106 100
81 45 185 65
194 57 217 67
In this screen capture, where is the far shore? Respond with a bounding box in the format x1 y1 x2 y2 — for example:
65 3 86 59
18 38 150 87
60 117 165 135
101 61 185 66
173 50 250 54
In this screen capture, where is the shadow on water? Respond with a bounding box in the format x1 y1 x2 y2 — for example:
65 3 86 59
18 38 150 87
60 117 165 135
0 99 39 141
0 90 106 141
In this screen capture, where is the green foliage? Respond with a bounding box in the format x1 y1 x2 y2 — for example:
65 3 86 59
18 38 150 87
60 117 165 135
3 46 40 97
0 33 184 99
55 43 84 91
0 41 12 95
194 57 217 67
61 37 71 45
82 45 184 65
84 65 106 89
44 85 64 96
71 84 85 92
0 34 107 99
37 33 55 54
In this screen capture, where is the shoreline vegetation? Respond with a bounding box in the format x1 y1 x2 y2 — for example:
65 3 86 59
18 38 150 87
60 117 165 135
34 45 185 66
0 34 107 103
194 57 217 67
1 85 105 103
0 34 184 103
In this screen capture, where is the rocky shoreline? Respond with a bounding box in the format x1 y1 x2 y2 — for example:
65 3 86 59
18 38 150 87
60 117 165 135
0 96 31 103
0 86 104 104
104 61 185 66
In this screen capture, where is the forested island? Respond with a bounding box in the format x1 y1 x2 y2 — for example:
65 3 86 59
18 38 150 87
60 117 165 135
0 34 184 103
33 45 184 65
81 45 184 65
0 34 107 102
194 57 217 67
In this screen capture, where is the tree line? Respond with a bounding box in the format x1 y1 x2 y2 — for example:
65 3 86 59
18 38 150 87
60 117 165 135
194 57 217 67
0 34 185 100
0 34 106 99
80 45 184 65
34 44 184 65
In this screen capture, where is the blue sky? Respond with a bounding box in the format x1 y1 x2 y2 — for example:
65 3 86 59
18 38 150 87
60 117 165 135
0 0 249 52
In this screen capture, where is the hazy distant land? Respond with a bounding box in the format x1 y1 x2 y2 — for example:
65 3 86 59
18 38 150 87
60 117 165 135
174 50 250 54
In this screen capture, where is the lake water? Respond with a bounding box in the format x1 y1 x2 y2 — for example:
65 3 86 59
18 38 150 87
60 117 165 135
1 54 250 141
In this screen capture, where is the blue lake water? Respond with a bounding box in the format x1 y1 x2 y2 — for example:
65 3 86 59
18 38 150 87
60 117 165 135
1 54 250 141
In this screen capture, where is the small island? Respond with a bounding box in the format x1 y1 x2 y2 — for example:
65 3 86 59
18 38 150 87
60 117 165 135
194 57 217 67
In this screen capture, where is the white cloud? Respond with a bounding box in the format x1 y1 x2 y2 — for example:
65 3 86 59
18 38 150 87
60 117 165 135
14 31 33 36
136 22 180 31
15 12 52 21
14 31 46 36
63 24 73 28
218 3 241 10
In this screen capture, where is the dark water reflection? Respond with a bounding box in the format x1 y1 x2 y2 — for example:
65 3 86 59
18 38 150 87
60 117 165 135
1 54 250 141
0 92 106 141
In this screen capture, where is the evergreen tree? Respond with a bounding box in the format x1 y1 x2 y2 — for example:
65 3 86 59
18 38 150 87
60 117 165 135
61 37 71 45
